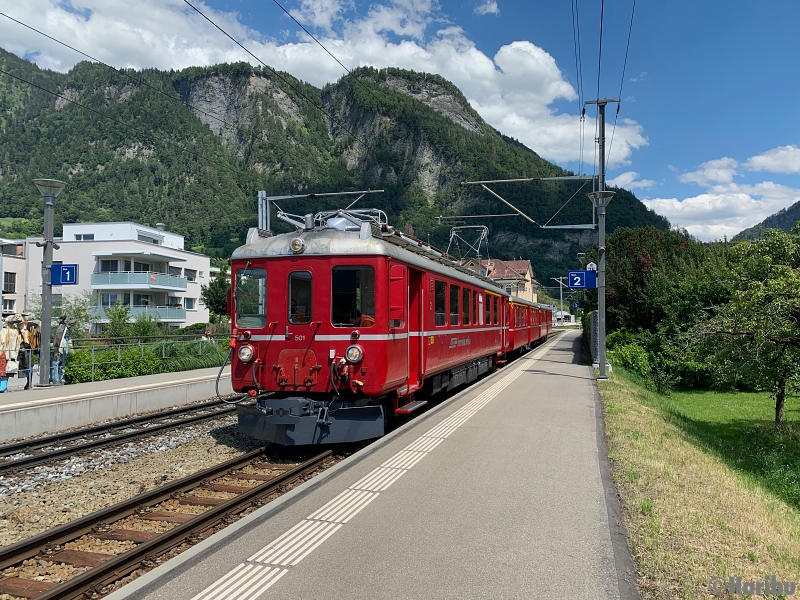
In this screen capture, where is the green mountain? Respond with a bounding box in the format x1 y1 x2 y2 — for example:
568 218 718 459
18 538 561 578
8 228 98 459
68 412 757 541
0 48 669 282
732 200 800 241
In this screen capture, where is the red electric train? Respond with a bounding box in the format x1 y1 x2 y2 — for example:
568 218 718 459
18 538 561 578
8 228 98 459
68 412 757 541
229 208 552 445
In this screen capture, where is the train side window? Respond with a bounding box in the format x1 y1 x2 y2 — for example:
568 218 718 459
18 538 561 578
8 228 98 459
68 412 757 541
485 294 491 325
235 268 267 328
450 284 460 325
493 296 498 325
478 293 484 325
288 271 312 324
462 287 470 325
472 291 478 324
331 266 375 328
435 280 447 326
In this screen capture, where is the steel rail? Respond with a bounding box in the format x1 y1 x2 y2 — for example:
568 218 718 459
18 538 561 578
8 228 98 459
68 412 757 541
31 451 331 600
0 402 236 474
0 448 268 571
0 399 229 458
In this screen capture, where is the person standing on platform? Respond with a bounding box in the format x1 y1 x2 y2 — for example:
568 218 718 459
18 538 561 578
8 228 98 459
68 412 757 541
51 315 74 386
0 315 22 392
18 322 33 390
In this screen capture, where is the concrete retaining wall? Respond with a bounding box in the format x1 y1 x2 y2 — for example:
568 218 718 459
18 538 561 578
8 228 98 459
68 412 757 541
0 372 233 443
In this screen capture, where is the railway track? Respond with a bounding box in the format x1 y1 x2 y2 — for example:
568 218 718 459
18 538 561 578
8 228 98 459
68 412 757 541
0 400 237 475
0 449 331 599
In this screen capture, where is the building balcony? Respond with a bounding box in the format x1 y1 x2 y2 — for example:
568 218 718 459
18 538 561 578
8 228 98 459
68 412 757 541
91 272 187 290
91 305 187 323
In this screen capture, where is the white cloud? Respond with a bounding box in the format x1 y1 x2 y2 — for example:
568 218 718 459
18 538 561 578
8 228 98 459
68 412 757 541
0 0 648 167
643 180 800 241
289 0 352 33
743 145 800 174
474 1 500 16
607 171 655 190
678 157 738 186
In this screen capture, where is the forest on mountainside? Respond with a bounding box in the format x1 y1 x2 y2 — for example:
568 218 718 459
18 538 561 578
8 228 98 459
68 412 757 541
0 49 669 282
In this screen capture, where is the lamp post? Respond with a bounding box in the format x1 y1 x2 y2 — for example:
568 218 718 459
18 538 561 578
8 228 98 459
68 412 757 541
32 178 66 386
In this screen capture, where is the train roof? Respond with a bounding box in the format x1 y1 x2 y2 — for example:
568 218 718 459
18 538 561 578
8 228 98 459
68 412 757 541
232 212 506 294
509 295 555 311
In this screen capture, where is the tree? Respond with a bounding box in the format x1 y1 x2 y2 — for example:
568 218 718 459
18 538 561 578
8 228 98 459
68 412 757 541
693 225 800 430
201 263 230 324
104 303 132 342
25 290 94 337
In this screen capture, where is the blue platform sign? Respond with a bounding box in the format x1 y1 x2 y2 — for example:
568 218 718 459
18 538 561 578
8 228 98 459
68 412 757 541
572 301 581 309
51 264 78 285
567 270 597 289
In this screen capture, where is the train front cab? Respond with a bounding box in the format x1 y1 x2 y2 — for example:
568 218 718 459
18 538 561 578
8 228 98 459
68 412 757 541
233 255 412 445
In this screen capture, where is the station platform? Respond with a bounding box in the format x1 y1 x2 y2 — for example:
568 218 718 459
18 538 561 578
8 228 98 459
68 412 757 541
0 367 232 442
109 330 638 600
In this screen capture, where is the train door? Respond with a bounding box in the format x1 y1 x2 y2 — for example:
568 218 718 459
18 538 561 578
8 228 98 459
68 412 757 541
387 263 410 390
276 267 322 389
406 268 424 393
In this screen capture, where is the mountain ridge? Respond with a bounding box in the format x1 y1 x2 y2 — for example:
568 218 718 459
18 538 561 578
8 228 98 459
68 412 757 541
0 49 669 282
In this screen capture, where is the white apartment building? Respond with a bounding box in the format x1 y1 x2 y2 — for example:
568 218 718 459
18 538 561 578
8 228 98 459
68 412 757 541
1 222 212 333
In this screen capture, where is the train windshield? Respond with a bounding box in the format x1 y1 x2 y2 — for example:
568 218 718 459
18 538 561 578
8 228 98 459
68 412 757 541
235 268 267 328
331 266 375 327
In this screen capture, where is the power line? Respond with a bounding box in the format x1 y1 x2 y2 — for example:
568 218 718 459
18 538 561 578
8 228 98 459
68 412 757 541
0 66 214 166
0 11 244 137
571 0 586 174
182 0 367 151
271 0 384 106
592 0 606 184
607 0 637 166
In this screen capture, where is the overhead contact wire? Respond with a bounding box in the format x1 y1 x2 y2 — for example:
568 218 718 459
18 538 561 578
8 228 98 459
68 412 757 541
271 0 384 107
607 0 637 167
0 11 244 137
182 0 368 151
0 67 214 164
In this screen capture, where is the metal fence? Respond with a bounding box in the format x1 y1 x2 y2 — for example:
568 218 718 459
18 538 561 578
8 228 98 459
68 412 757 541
67 335 228 382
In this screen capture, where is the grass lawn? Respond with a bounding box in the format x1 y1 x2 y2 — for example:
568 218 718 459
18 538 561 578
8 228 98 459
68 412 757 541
600 370 800 599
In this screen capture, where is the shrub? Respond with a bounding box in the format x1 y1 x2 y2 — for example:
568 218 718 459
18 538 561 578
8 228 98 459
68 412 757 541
608 343 651 379
65 346 161 383
606 330 637 350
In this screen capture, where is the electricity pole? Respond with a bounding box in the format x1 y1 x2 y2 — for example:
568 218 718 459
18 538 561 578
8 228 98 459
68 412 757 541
585 99 618 380
33 179 66 386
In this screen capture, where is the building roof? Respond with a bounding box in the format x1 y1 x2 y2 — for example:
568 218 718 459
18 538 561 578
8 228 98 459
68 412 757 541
482 258 532 281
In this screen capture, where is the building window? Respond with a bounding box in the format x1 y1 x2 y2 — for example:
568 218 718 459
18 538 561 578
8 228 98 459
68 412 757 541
3 272 16 294
168 266 182 277
2 299 14 312
100 260 119 273
137 234 161 245
134 262 151 273
184 269 197 282
185 298 195 310
75 233 95 241
133 294 152 306
199 271 205 278
101 293 130 307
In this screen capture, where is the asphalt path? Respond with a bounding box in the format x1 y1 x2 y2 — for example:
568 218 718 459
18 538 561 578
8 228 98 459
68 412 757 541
109 330 638 600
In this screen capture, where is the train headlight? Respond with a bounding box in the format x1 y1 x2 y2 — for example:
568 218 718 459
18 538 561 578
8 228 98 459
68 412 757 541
345 344 364 363
238 344 255 363
290 238 305 253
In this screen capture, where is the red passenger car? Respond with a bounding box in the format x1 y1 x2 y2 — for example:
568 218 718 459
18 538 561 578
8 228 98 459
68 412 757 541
230 209 550 445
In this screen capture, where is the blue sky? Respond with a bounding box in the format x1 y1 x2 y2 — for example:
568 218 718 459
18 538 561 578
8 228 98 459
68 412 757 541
2 0 799 239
